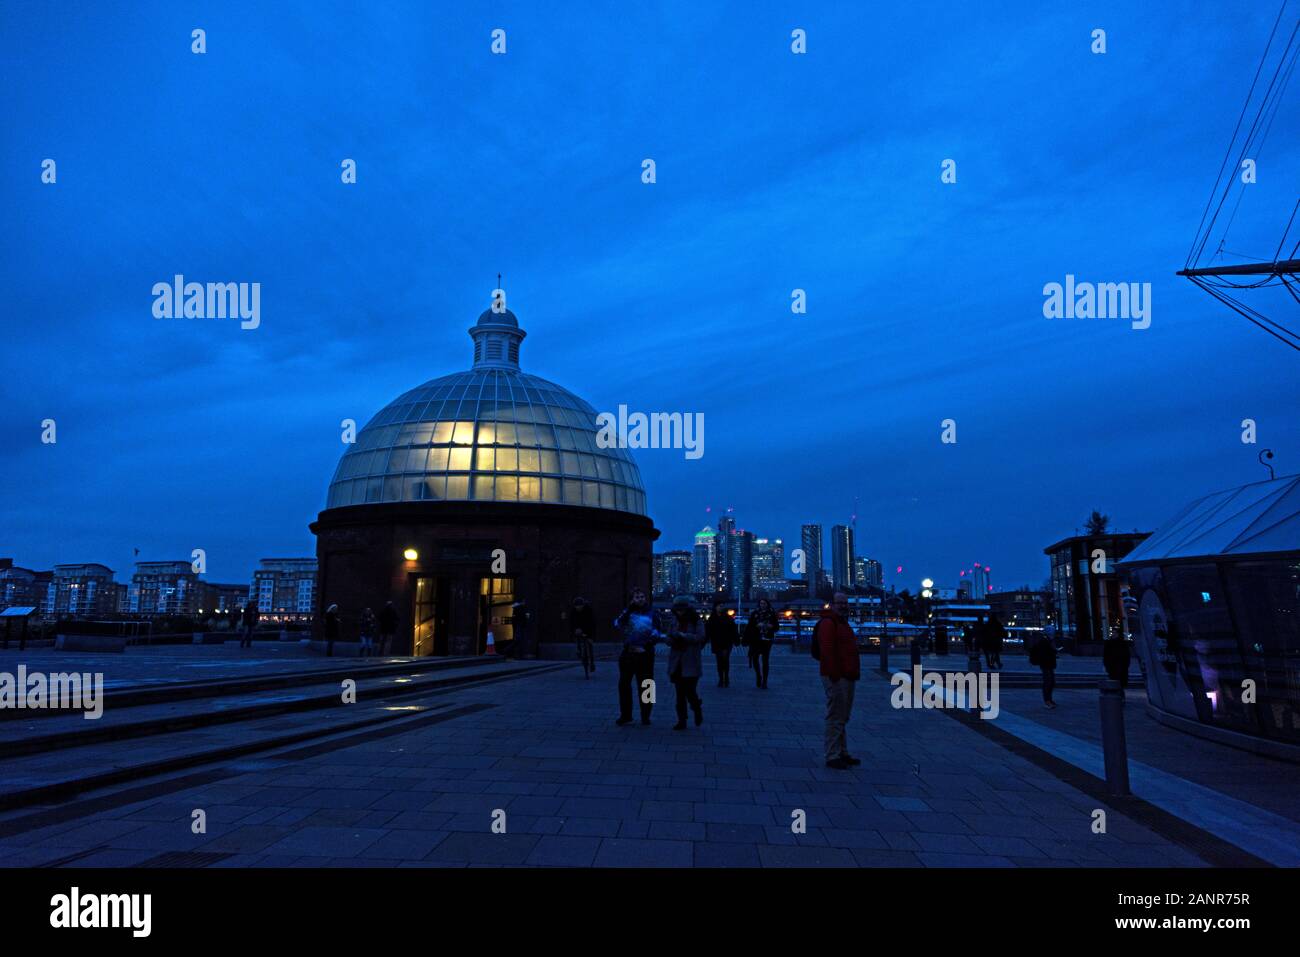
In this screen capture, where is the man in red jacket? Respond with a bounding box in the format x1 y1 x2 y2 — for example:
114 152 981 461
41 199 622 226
815 592 862 769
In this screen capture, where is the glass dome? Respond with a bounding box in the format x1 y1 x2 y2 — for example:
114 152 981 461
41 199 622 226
325 307 648 516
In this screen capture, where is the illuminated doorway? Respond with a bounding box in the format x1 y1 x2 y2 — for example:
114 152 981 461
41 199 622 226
478 577 515 655
412 576 447 656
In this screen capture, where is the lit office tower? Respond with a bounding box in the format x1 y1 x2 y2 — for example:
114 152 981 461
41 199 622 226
800 524 823 594
727 529 755 602
831 524 854 592
970 563 990 599
751 538 785 596
692 526 719 594
654 550 692 597
864 558 883 589
853 556 869 590
716 514 735 595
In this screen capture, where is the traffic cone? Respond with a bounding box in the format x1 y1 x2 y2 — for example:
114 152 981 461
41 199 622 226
485 631 496 655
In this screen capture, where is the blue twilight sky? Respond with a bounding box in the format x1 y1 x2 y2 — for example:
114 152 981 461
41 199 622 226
2 1 1297 591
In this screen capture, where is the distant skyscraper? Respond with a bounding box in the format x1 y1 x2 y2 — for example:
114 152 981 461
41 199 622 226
716 514 736 594
831 524 854 592
692 526 718 594
751 538 786 596
853 556 883 589
865 558 882 588
654 550 692 597
727 529 755 601
800 524 823 594
970 563 990 599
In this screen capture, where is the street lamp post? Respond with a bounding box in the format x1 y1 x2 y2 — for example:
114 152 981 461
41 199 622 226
921 579 934 657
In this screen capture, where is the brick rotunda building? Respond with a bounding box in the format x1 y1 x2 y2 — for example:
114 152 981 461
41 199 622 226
311 302 659 656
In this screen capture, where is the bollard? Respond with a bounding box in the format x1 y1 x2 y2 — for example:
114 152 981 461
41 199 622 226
1099 679 1130 796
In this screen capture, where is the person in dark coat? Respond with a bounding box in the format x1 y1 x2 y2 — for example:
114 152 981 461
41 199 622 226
705 599 738 687
984 612 1005 670
571 596 596 674
324 603 340 658
666 596 706 730
1103 635 1132 689
744 598 780 689
614 588 661 726
512 600 534 658
1031 633 1058 708
377 601 398 657
358 607 376 657
239 599 259 649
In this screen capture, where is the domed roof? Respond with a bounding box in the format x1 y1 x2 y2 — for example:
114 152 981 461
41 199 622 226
325 305 648 516
476 307 519 328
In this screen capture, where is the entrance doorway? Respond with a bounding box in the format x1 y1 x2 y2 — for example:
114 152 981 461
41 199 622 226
412 575 448 656
478 577 516 655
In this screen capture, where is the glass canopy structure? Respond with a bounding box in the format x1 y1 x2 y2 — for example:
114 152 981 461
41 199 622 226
325 307 648 516
1121 473 1300 746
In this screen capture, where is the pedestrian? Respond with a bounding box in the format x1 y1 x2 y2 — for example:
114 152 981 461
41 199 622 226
966 618 983 666
1103 634 1131 689
324 603 339 658
359 607 376 657
985 612 1005 670
614 588 661 726
705 598 738 687
666 596 706 730
377 600 397 657
512 600 534 658
744 597 779 689
571 596 596 675
814 592 861 770
1030 632 1058 709
239 599 259 649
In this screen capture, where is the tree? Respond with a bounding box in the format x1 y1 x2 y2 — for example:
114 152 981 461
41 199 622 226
1085 510 1110 536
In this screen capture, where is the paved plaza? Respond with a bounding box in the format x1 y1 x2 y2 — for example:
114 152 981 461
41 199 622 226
0 645 1296 867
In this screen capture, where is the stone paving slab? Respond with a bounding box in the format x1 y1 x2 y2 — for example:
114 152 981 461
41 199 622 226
0 646 1278 867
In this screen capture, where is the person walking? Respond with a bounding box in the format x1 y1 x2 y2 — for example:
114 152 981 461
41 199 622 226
358 607 376 657
239 599 259 649
985 612 1005 670
744 597 780 689
614 588 661 726
324 603 340 658
377 601 397 657
814 592 861 770
1031 632 1058 708
666 596 705 730
571 596 596 676
705 599 738 687
1103 634 1132 689
512 600 534 658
